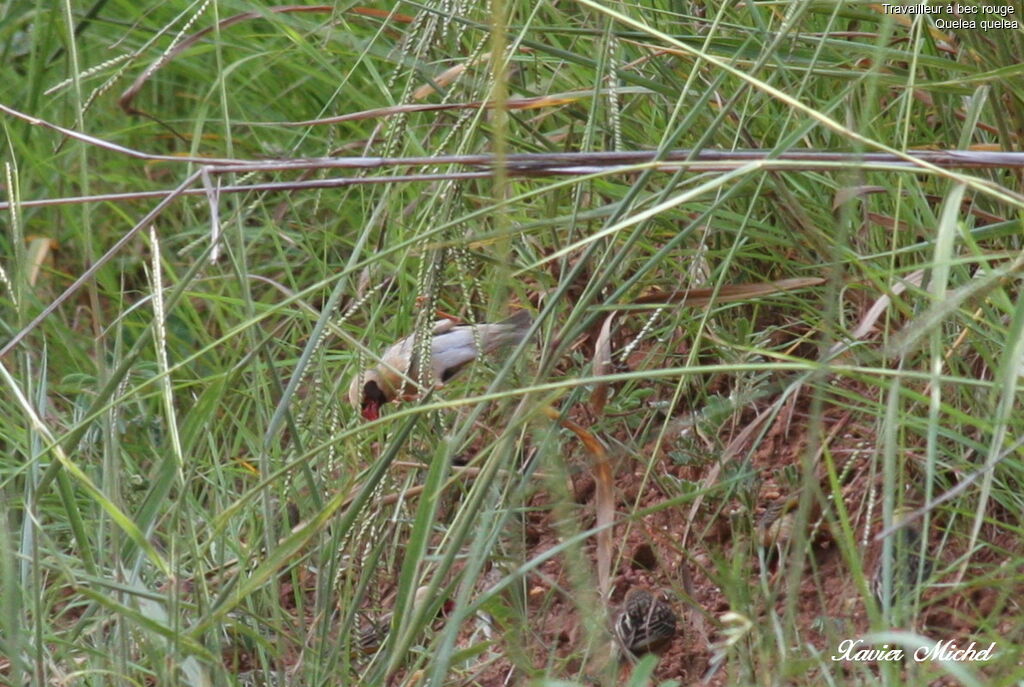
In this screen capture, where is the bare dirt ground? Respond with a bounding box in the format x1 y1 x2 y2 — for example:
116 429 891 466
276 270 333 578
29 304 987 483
487 371 1024 685
227 328 1024 685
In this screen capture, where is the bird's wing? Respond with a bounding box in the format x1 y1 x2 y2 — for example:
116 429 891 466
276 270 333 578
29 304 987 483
429 328 479 382
378 322 467 388
477 317 531 354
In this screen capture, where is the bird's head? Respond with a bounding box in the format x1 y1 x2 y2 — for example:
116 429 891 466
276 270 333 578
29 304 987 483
348 369 391 421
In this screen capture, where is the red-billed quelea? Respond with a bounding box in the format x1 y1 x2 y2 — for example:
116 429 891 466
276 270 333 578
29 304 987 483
872 509 933 610
348 310 532 420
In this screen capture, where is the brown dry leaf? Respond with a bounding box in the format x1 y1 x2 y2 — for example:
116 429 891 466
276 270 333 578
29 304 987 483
413 62 472 100
25 236 58 288
349 6 415 21
913 89 935 107
866 212 910 232
827 269 924 357
413 50 540 100
923 194 1005 225
541 405 615 597
633 276 824 306
918 85 999 138
833 185 886 210
589 312 616 415
413 46 540 100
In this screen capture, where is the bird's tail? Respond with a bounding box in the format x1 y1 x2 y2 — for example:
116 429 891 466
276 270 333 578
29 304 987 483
482 309 533 352
498 309 532 329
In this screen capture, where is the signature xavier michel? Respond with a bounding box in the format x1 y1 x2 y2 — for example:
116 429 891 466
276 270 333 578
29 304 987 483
832 638 996 663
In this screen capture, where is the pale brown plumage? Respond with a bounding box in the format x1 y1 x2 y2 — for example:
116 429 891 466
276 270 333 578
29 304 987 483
348 310 532 420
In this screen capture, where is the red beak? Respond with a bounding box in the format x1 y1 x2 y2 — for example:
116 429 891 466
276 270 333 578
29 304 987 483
362 401 380 421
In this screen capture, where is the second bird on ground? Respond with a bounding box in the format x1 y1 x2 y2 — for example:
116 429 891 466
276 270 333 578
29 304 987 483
615 588 678 655
348 309 533 420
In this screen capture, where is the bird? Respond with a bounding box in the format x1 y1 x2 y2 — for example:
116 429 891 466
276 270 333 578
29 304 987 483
871 515 932 610
348 309 533 420
757 496 799 550
614 588 678 654
354 586 453 655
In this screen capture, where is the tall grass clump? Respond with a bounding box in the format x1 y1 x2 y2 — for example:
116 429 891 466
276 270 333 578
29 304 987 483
2 1 1024 685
